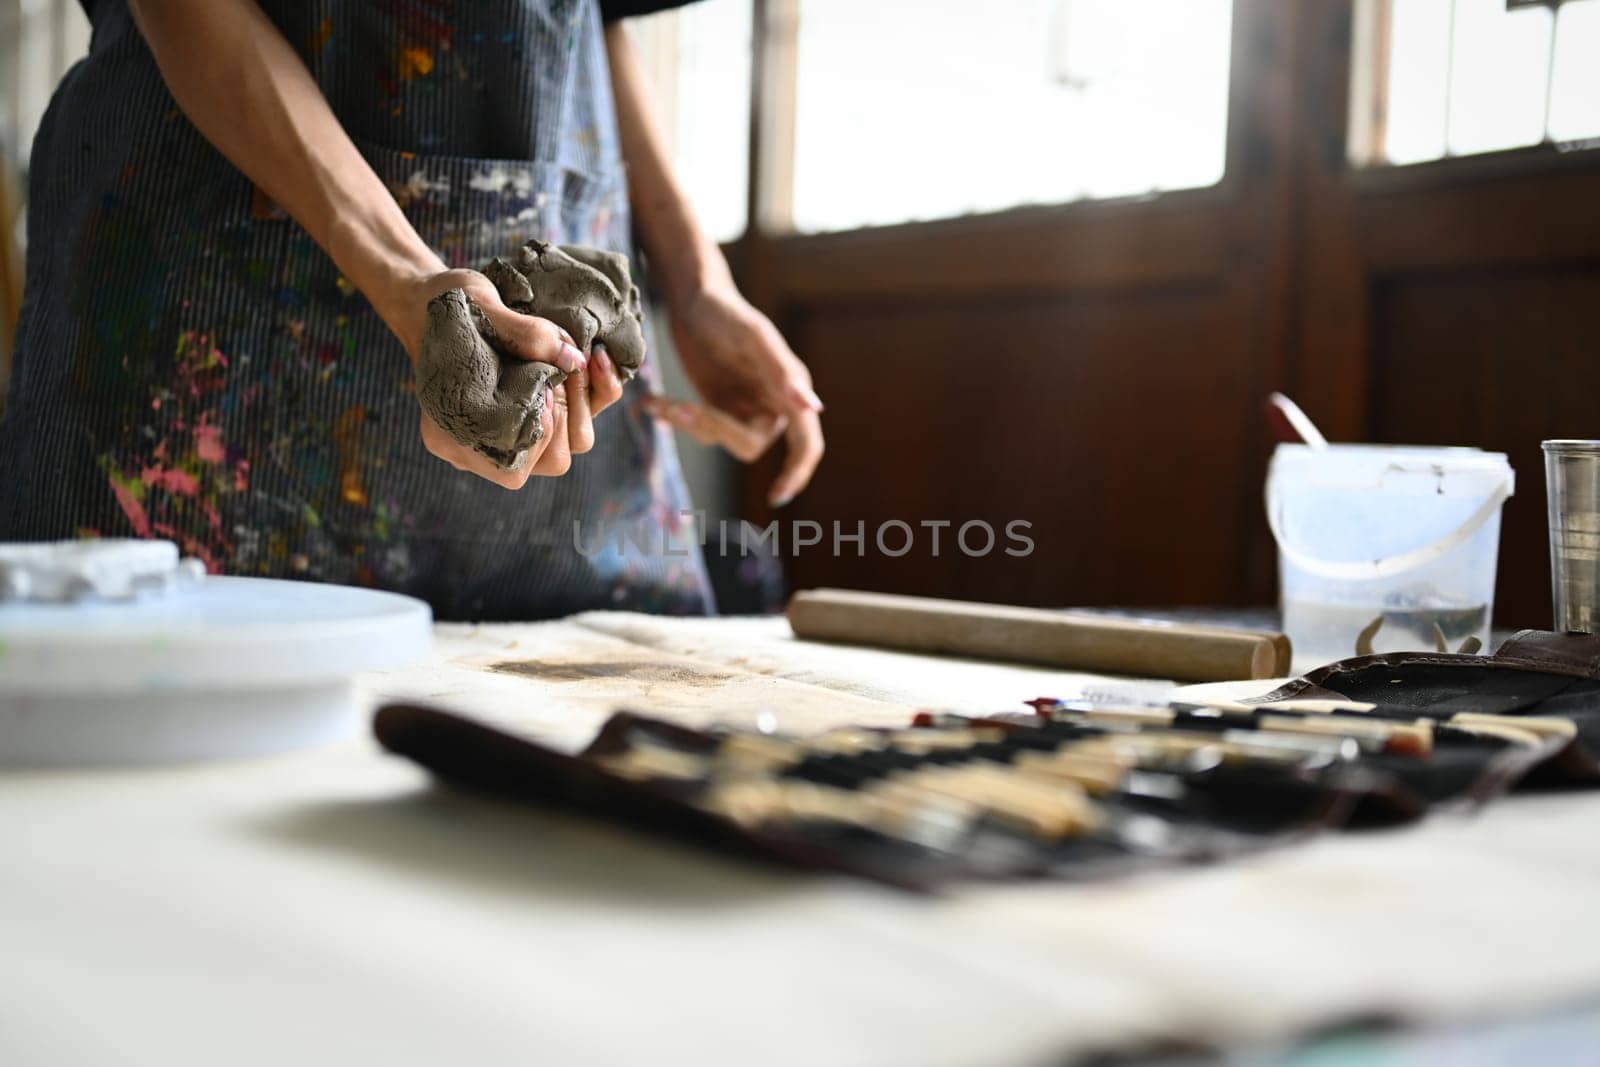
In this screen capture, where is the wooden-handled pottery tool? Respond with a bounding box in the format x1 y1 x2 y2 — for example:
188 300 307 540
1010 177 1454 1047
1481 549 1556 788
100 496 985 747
787 588 1292 682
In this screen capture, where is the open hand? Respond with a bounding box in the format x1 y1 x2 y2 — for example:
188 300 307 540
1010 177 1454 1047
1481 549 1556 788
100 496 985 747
646 281 824 508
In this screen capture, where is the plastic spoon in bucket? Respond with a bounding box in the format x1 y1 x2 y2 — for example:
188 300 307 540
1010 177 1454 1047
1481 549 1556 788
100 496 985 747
1267 392 1328 449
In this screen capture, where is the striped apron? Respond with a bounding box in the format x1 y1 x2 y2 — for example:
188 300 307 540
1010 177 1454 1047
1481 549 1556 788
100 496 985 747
0 0 713 619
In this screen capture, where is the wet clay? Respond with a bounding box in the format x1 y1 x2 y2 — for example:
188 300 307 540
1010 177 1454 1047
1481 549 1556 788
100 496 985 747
415 239 646 470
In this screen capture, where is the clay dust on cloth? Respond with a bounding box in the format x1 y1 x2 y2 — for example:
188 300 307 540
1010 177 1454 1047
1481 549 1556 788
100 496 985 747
0 0 711 620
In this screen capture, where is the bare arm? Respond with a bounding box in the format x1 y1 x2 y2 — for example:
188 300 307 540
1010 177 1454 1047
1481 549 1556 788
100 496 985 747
127 0 618 488
605 21 824 508
129 0 439 352
603 18 732 311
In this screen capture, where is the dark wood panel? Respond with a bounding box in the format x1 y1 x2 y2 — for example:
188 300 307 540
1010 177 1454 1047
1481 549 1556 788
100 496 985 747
1372 267 1600 628
761 195 1232 301
777 287 1268 608
1357 165 1600 274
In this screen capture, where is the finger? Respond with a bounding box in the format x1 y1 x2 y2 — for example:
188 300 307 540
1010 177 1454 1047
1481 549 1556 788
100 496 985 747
467 285 587 374
532 386 573 477
642 394 724 449
784 377 824 414
768 409 824 508
587 344 625 417
511 391 556 475
780 360 824 414
641 395 783 462
565 366 595 455
506 313 587 374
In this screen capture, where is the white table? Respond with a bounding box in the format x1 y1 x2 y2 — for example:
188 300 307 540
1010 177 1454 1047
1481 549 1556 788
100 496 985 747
7 613 1600 1066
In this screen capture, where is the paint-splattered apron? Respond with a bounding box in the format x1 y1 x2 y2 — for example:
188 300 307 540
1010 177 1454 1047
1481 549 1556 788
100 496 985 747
0 0 713 620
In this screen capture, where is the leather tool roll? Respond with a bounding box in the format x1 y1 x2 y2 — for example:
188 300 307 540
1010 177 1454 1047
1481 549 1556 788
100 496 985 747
786 589 1292 682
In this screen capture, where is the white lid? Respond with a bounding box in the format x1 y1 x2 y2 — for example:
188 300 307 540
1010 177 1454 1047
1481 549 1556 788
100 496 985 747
0 576 432 692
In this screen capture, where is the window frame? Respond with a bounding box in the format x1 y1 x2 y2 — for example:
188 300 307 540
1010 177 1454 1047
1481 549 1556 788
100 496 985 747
1343 0 1600 193
739 0 1249 248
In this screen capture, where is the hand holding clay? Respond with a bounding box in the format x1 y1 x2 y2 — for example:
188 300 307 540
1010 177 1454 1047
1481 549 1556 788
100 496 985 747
414 240 646 478
408 264 626 489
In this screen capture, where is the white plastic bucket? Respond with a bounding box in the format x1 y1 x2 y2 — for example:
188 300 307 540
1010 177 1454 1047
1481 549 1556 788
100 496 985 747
1266 445 1515 674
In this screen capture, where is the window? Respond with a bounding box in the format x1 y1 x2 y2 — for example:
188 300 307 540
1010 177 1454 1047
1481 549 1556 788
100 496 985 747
2 0 92 398
1351 0 1600 167
785 0 1235 234
0 0 91 172
629 0 1237 238
629 0 754 243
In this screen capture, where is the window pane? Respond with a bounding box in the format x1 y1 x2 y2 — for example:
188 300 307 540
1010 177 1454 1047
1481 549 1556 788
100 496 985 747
1383 0 1453 165
789 0 1233 235
630 0 752 244
1548 0 1600 144
1445 0 1554 156
1360 0 1600 167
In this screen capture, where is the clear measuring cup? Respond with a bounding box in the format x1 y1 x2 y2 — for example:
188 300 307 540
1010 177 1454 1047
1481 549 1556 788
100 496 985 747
1543 440 1600 633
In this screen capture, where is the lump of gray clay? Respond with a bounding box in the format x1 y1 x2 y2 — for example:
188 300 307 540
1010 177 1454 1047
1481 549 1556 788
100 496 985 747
415 239 646 470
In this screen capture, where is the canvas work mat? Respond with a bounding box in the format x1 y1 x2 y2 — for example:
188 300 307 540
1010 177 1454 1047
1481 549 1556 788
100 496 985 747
6 612 1600 1066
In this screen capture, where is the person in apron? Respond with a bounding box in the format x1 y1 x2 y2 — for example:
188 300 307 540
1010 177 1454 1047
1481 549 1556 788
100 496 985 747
0 0 823 620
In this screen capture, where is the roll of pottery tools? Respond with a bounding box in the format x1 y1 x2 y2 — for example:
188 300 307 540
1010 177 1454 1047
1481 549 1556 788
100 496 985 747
786 589 1291 682
376 627 1600 887
0 539 432 767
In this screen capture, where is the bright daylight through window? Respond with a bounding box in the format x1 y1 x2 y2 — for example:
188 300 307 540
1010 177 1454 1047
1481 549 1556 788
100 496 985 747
1354 0 1600 166
790 0 1235 233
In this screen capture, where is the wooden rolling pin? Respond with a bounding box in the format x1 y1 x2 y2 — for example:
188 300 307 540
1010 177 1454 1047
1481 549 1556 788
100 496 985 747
786 589 1292 683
